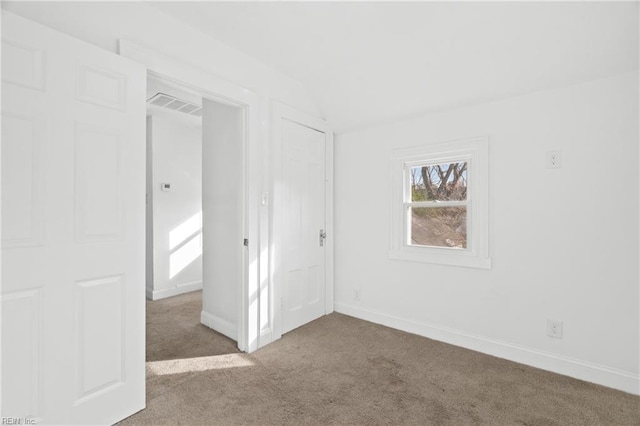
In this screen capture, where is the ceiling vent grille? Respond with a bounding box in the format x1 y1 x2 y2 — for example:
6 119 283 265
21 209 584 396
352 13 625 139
147 92 202 117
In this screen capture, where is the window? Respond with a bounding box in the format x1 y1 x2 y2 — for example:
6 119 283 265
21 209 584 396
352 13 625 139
390 137 490 269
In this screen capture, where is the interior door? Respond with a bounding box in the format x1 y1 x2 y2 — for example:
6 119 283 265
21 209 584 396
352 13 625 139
281 119 327 334
1 12 146 425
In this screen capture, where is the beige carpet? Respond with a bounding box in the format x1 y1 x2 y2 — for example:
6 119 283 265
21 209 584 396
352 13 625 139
119 291 639 425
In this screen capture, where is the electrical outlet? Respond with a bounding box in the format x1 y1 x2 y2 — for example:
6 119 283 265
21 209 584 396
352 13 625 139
547 319 563 339
545 150 562 169
353 289 361 301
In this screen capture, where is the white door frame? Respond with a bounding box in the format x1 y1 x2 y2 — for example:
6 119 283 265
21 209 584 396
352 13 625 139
119 40 261 353
271 101 334 341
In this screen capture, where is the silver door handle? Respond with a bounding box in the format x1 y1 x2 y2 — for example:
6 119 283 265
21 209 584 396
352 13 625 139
319 229 326 246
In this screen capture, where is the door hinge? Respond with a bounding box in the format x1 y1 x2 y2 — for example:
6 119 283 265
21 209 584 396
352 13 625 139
243 238 249 247
319 229 327 246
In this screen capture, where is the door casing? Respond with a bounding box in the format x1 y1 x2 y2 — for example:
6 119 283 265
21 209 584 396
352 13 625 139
119 40 260 353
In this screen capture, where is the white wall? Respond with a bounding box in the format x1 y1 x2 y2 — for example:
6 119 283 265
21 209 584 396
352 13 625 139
1 2 321 118
334 72 639 394
146 113 202 300
200 100 243 341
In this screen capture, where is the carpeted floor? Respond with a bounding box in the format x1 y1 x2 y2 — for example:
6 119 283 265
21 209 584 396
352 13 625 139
120 290 640 425
145 290 239 363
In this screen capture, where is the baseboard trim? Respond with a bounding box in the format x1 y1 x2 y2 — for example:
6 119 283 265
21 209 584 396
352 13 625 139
334 302 640 395
259 328 275 349
201 310 237 341
150 281 202 301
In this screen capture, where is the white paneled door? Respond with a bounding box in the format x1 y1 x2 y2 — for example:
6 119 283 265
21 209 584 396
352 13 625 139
281 120 327 334
1 13 146 425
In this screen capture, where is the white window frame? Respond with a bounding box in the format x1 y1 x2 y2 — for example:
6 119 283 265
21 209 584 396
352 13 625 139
390 136 491 269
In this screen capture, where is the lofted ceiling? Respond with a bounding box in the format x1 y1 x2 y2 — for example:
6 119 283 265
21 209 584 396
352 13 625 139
151 1 638 133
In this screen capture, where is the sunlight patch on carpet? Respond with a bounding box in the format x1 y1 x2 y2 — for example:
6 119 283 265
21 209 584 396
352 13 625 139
147 353 255 376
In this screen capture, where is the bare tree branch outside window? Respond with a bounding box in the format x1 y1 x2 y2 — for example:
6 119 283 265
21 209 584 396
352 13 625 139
409 162 467 248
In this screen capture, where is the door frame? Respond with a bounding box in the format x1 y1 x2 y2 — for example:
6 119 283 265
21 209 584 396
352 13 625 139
119 40 261 353
271 101 334 341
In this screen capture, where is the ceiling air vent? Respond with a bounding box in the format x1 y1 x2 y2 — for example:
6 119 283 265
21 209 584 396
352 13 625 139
147 92 202 117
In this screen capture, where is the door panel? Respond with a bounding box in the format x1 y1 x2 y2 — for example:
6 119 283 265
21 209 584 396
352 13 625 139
1 111 45 246
1 289 42 419
281 120 326 334
1 12 146 425
74 123 123 241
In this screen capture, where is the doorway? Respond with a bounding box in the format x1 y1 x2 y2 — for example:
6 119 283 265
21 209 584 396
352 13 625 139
121 39 332 355
145 77 203 303
120 40 260 352
145 74 246 356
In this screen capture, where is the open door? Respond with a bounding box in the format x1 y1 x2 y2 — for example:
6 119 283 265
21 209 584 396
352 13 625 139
1 12 146 425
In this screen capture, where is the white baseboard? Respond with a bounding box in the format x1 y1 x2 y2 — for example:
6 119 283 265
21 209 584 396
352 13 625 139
201 310 237 341
149 281 202 301
334 302 640 395
259 328 275 349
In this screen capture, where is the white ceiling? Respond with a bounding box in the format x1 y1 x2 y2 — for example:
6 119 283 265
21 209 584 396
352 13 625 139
153 2 638 133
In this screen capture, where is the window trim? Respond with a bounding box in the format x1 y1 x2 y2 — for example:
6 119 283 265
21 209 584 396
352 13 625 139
390 137 491 269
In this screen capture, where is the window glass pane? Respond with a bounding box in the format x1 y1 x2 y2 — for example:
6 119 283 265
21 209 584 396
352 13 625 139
410 162 467 201
410 206 467 248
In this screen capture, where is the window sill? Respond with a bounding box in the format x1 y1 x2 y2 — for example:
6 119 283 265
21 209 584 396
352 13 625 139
388 248 491 269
